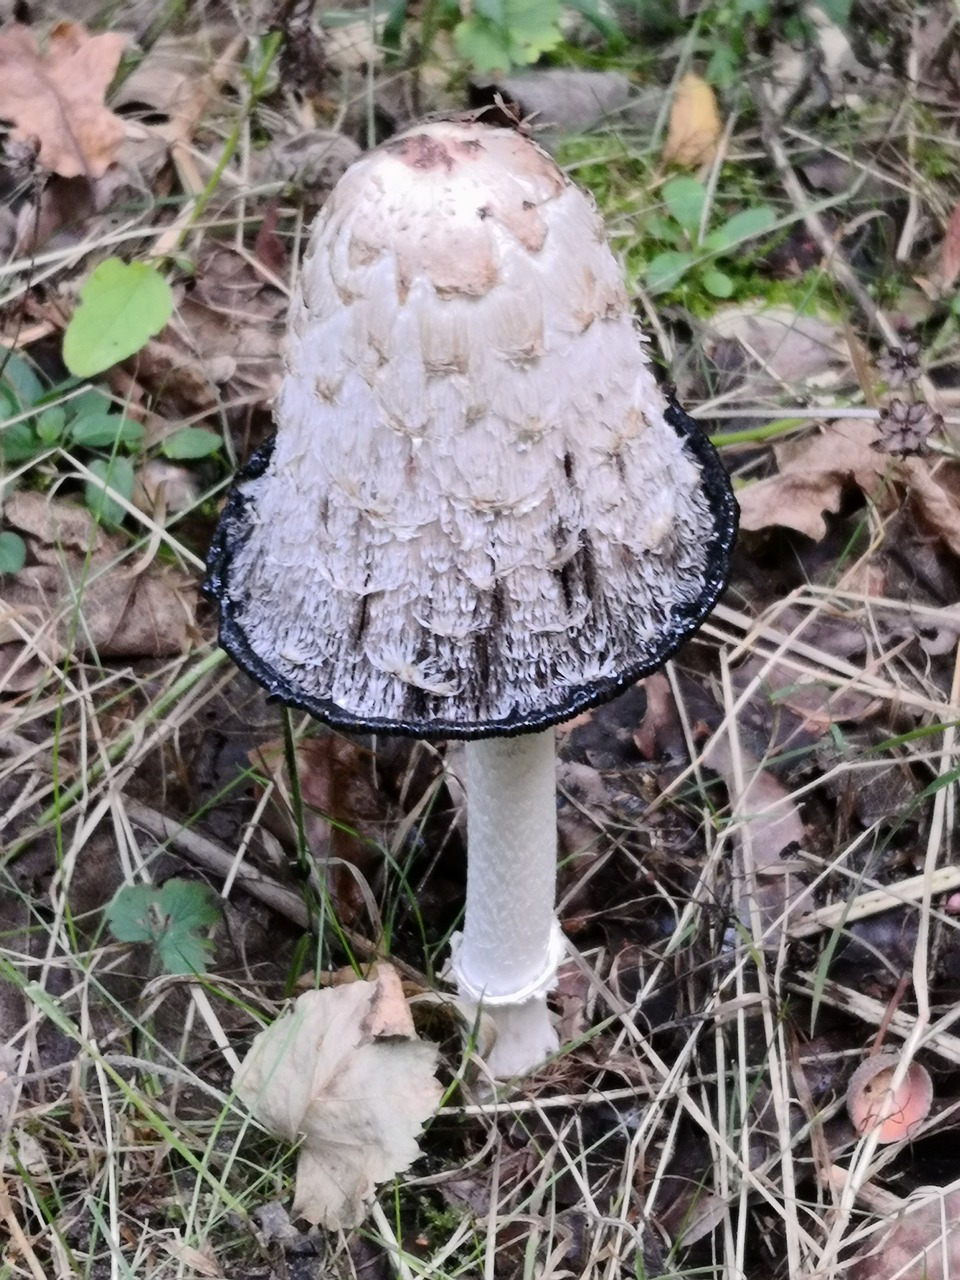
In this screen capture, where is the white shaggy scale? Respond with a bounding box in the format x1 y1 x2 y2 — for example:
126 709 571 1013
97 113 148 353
224 120 718 730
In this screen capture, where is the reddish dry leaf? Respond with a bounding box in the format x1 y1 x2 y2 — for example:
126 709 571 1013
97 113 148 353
940 201 960 292
901 456 960 558
251 735 391 924
0 22 127 179
253 202 288 277
736 421 881 541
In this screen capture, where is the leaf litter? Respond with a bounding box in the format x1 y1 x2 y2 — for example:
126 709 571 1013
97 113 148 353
3 3 960 1278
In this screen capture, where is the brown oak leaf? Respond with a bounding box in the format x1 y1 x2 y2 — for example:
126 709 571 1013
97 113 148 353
0 21 127 179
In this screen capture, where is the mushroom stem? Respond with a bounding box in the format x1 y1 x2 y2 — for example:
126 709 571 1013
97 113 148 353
450 728 564 1077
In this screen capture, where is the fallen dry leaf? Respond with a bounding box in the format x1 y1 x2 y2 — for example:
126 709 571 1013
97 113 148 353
704 304 851 390
737 420 886 540
142 246 286 414
0 491 195 692
662 73 721 168
849 1185 960 1280
234 968 441 1229
0 21 127 179
738 419 960 557
704 736 806 942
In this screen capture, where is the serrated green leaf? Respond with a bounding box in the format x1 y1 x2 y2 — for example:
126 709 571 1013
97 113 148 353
454 0 562 71
161 426 222 460
157 929 214 976
105 880 221 976
105 884 157 943
662 177 706 240
0 531 26 574
70 413 145 450
1 422 39 464
645 249 695 293
157 879 220 931
85 456 135 526
704 205 777 254
702 267 734 298
63 258 173 379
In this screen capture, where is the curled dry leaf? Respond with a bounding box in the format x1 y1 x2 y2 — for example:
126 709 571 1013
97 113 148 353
703 735 806 943
939 201 960 294
0 22 127 179
846 1053 933 1144
738 418 960 558
251 734 391 925
662 73 721 168
234 966 442 1230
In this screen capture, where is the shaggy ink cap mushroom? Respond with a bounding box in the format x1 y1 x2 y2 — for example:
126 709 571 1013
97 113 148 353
206 120 736 737
206 119 737 1077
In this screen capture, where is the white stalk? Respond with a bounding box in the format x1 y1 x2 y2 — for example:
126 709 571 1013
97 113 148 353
449 728 564 1078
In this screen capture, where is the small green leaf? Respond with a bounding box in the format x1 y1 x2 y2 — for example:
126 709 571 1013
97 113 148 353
662 177 707 240
706 43 739 88
36 406 67 444
161 426 222 460
704 205 777 254
817 0 850 24
63 258 173 378
645 213 681 244
70 413 145 450
645 250 696 293
454 0 562 71
0 347 44 407
702 267 735 298
68 388 113 421
105 880 221 976
0 422 39 464
85 455 135 526
564 0 623 46
0 531 26 574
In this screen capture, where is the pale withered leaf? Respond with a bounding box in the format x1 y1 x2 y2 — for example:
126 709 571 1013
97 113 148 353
234 970 441 1229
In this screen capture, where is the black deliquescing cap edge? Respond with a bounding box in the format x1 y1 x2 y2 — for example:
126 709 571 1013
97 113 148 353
203 402 738 741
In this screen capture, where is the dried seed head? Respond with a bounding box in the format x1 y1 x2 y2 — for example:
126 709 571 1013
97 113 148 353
873 397 941 456
207 120 737 738
877 341 921 390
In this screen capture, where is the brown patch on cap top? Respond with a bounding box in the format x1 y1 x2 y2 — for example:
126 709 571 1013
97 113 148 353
386 133 454 172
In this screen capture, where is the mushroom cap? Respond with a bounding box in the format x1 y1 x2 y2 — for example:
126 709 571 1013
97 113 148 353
206 120 737 739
